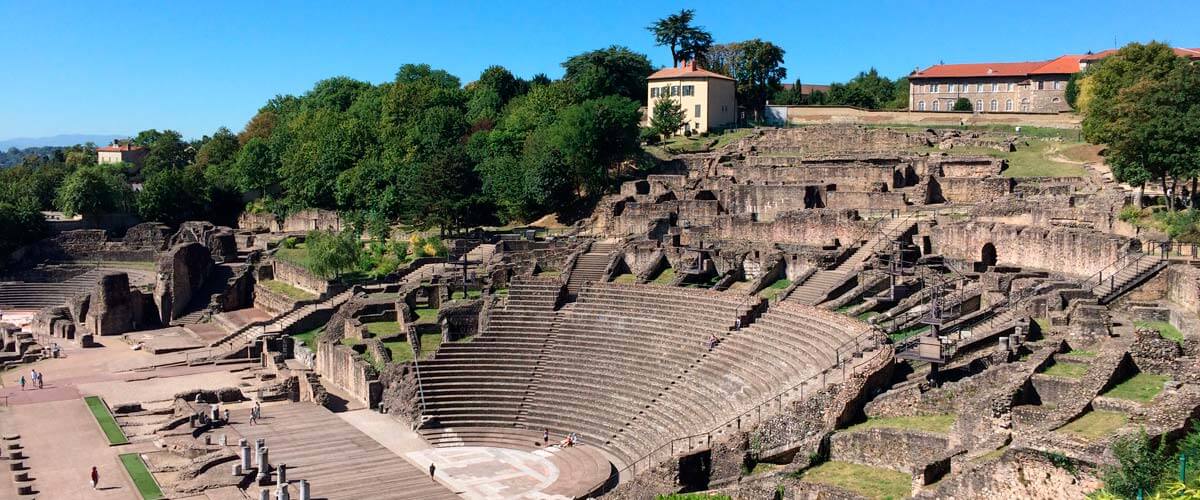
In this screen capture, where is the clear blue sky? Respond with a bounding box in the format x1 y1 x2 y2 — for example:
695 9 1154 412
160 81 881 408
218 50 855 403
2 0 1197 141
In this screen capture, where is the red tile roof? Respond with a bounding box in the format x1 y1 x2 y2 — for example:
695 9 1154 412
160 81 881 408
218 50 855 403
910 60 1072 79
1080 47 1200 62
96 144 143 152
648 61 734 81
1030 54 1085 74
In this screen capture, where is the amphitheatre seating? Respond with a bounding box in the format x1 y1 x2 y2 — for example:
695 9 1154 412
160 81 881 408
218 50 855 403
420 280 875 475
0 268 105 311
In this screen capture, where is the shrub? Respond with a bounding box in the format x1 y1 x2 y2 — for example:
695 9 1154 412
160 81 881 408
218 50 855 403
1118 205 1144 223
280 236 298 249
639 127 661 145
390 241 409 262
1152 209 1200 241
953 97 973 112
1099 428 1170 499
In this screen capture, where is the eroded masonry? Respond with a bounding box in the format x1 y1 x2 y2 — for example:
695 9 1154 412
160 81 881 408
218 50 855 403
2 124 1196 499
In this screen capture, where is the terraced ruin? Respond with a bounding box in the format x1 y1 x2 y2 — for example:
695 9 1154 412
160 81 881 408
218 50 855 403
3 124 1200 499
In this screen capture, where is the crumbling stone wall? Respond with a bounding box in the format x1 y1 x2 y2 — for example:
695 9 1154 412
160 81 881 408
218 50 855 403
171 221 236 262
829 428 949 474
315 341 382 408
439 299 482 341
154 243 213 323
918 447 1100 500
930 221 1131 277
695 210 868 247
934 177 1011 204
270 260 329 295
86 272 135 335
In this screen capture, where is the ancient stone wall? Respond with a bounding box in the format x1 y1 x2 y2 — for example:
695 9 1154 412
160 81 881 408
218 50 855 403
86 272 135 335
315 342 381 408
270 260 329 295
829 428 949 474
693 210 867 247
714 164 897 190
721 185 814 221
929 221 1130 277
439 299 482 341
1167 264 1200 316
918 448 1100 499
154 243 213 323
252 282 301 316
825 191 907 210
935 177 1011 204
774 105 1082 129
171 221 237 262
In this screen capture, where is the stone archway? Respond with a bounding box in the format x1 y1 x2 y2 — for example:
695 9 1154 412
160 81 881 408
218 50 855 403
980 243 998 268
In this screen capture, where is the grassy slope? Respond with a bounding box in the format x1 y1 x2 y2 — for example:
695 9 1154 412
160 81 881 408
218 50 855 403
259 279 316 301
845 414 957 434
1041 361 1088 378
1135 320 1184 343
84 396 129 445
119 453 164 500
1056 410 1128 440
1103 372 1169 403
798 461 912 499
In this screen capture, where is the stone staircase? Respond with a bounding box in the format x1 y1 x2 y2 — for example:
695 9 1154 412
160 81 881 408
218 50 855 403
208 289 354 349
565 242 618 296
786 217 915 306
0 268 104 310
1086 253 1166 305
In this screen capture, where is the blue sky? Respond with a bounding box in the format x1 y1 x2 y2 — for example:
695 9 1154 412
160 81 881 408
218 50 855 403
2 0 1197 141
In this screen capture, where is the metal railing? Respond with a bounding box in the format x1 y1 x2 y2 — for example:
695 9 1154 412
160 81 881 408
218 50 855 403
579 325 887 497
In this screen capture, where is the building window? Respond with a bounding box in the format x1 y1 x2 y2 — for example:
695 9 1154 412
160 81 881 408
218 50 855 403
1005 99 1013 111
651 88 659 98
931 84 939 93
1007 83 1014 91
918 101 926 111
991 83 998 92
990 99 998 111
1055 80 1063 90
695 104 701 117
948 83 956 92
932 101 939 111
977 99 983 111
976 83 984 92
1037 81 1044 90
671 86 680 96
683 85 695 96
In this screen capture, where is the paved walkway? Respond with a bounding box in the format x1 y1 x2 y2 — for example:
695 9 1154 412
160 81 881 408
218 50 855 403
226 403 458 499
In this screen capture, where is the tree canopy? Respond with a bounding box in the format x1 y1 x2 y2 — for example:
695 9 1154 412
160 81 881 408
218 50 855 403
647 9 713 66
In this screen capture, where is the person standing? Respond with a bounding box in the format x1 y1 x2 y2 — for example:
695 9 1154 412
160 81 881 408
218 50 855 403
429 462 436 481
18 375 25 391
36 373 43 389
90 466 99 489
542 428 549 444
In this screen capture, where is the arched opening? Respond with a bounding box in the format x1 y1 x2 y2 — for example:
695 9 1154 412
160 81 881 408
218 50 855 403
980 243 998 269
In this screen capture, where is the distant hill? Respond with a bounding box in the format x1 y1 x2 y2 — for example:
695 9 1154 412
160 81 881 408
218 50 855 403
0 134 126 149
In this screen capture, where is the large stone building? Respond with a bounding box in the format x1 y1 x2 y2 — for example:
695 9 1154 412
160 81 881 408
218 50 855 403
909 47 1200 114
645 60 737 134
97 143 148 166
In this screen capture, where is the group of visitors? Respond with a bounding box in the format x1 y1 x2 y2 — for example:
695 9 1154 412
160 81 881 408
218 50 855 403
249 400 263 425
18 369 45 390
541 428 579 447
705 332 721 350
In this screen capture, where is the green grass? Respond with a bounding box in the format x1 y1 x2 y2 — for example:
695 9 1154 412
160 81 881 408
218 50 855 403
612 273 637 284
274 245 309 268
119 453 164 500
1034 317 1052 332
1041 360 1089 378
417 332 443 360
757 278 791 301
746 462 777 475
383 339 413 364
259 279 316 301
857 310 880 321
650 267 676 285
340 337 361 347
975 446 1009 463
450 289 482 300
1056 410 1128 441
364 320 404 337
292 326 322 349
414 307 438 324
1135 320 1184 343
797 461 912 499
535 269 561 277
845 414 957 434
888 324 930 343
1102 372 1169 403
84 396 129 445
1064 348 1098 358
999 140 1089 178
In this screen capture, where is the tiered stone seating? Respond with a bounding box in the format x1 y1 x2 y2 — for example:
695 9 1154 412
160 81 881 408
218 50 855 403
0 268 104 310
419 281 874 477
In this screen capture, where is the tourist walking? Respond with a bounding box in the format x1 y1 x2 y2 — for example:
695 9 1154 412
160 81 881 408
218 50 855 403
429 462 436 481
36 373 43 389
542 428 549 444
18 375 25 391
90 466 98 489
30 370 38 389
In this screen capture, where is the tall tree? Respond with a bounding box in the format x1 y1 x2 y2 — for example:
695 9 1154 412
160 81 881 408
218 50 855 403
139 129 193 175
55 165 133 217
1081 41 1185 144
562 46 654 103
650 96 686 137
729 39 787 120
194 127 239 168
647 9 713 65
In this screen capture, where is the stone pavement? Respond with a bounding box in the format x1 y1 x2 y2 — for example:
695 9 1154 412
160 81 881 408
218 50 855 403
225 402 458 499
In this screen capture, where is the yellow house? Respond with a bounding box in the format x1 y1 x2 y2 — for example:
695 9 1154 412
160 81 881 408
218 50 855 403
646 61 737 135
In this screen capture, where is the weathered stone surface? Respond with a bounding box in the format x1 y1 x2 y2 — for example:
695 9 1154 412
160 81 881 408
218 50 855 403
172 221 237 262
155 243 213 323
86 272 135 335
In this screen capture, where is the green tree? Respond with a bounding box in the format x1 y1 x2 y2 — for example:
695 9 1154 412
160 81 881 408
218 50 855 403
647 9 713 65
827 68 896 109
232 137 280 196
305 229 361 280
728 39 786 120
194 127 240 168
562 46 654 103
137 166 211 225
1065 72 1082 109
549 95 642 197
55 165 133 217
1081 41 1185 145
1104 62 1200 211
889 77 910 109
0 193 46 266
137 129 193 175
953 97 973 112
650 96 686 137
1100 429 1170 499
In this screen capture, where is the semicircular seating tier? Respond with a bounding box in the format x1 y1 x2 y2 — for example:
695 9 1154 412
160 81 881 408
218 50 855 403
417 278 873 473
